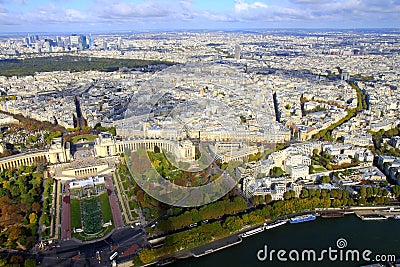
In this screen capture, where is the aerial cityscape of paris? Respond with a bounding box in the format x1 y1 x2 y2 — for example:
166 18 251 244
0 0 400 266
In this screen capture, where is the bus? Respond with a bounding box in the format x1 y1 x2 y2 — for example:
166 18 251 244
109 252 118 261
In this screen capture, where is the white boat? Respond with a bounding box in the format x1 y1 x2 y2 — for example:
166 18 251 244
265 219 288 230
241 226 265 238
359 214 388 221
204 249 214 254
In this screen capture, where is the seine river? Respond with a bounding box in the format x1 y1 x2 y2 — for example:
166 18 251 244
171 215 400 267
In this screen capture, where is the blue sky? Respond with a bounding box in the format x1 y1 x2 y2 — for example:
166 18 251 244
0 0 399 32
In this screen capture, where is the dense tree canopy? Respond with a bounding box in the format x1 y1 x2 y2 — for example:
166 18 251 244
0 56 174 77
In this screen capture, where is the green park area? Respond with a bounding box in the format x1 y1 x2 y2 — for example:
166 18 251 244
70 193 114 240
0 56 174 77
99 193 113 223
82 198 103 234
70 199 82 230
310 165 327 174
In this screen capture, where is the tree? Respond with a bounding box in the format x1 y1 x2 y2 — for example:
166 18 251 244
138 248 157 264
270 167 285 177
24 259 36 267
366 187 373 198
223 216 243 233
320 176 330 184
9 255 23 264
393 185 400 198
382 189 390 197
10 184 21 198
31 202 41 213
8 226 23 241
252 196 260 206
0 256 7 267
29 213 37 224
265 194 272 204
359 187 367 198
300 189 309 199
283 191 292 200
39 214 49 225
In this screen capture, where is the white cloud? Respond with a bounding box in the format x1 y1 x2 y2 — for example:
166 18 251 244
94 1 174 20
203 11 235 22
65 9 87 21
234 0 268 13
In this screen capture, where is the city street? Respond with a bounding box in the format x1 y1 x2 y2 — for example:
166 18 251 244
39 228 146 267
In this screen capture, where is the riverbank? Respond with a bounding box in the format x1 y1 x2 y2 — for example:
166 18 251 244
145 205 400 266
191 235 242 257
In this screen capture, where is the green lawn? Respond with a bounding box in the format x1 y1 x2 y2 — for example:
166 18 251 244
131 210 138 218
70 199 82 229
128 200 138 210
99 193 113 223
71 134 97 144
82 198 102 234
310 165 327 173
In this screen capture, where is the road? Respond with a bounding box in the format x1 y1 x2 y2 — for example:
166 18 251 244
39 227 146 267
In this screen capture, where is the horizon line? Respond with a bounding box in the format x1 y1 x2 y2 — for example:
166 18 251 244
1 27 400 36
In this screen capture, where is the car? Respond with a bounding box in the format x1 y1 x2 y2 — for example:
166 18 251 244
96 251 101 261
202 220 209 224
189 223 198 228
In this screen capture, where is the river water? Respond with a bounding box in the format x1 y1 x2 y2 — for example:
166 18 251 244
171 215 400 267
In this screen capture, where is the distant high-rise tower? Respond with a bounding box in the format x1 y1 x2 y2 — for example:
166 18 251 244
56 36 63 47
70 34 87 50
89 36 94 49
81 36 87 49
234 44 241 60
27 34 38 44
118 37 123 49
70 34 81 46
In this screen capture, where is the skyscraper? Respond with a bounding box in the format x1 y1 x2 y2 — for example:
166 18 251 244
70 34 81 46
56 36 63 47
235 44 241 60
89 36 94 49
69 34 88 50
81 36 87 49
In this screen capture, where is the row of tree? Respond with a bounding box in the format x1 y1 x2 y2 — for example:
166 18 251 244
0 255 36 267
156 197 246 232
312 80 366 141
